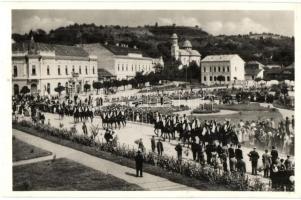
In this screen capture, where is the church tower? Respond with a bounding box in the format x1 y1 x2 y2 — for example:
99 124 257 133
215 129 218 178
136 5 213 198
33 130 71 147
170 33 179 60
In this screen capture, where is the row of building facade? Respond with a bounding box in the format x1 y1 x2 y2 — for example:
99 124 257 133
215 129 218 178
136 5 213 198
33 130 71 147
12 33 294 95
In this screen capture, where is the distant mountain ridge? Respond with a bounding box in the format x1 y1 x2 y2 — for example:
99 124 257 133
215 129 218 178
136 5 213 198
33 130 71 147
12 23 294 66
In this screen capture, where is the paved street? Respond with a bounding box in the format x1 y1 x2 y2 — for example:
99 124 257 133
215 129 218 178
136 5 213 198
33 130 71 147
13 129 198 191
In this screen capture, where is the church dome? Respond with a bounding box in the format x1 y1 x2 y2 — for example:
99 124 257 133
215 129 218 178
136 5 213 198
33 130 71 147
183 40 192 48
171 33 178 39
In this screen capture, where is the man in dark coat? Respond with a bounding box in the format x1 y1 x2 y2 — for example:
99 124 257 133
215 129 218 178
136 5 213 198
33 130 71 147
248 147 260 175
271 146 279 164
135 149 144 177
175 143 183 161
157 139 164 156
191 139 198 161
236 159 246 176
235 144 243 160
151 136 156 152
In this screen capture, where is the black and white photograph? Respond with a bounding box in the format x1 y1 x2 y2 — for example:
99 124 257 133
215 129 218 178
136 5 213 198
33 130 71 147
3 2 300 196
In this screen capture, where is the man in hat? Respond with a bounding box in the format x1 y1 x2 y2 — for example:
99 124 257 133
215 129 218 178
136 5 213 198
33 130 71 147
285 155 293 170
157 139 164 156
248 147 260 175
135 149 144 177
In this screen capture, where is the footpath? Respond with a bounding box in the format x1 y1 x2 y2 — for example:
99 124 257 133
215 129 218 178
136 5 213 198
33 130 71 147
13 129 198 191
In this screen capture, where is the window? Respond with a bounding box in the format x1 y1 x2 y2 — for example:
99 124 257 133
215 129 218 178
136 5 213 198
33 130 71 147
132 65 133 71
79 66 82 74
118 64 120 71
235 67 237 71
223 67 225 72
47 66 50 75
122 64 124 71
214 76 217 81
214 67 216 72
93 67 95 74
126 64 128 71
204 76 207 81
13 66 18 77
32 65 36 75
204 67 206 72
85 66 88 75
227 76 230 81
227 66 230 72
218 67 221 72
65 66 68 75
210 67 212 72
58 65 61 75
72 66 75 73
210 76 212 81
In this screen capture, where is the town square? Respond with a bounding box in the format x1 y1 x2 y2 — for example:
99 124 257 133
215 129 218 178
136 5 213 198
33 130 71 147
10 9 296 192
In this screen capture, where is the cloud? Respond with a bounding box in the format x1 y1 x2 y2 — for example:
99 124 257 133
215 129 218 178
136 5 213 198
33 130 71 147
18 16 75 33
203 17 269 35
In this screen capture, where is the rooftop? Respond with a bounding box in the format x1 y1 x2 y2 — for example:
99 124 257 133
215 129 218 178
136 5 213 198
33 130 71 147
12 42 89 58
201 54 240 62
182 40 192 48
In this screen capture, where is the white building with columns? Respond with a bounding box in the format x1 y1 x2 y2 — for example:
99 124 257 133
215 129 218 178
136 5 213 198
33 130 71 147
12 37 98 96
170 33 201 66
200 54 245 86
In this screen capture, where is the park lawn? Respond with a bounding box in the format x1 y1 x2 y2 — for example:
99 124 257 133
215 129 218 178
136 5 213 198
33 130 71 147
13 137 52 162
216 103 271 111
13 158 143 191
191 109 283 125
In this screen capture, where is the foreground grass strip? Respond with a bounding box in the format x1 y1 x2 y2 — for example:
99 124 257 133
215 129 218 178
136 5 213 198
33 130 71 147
13 158 143 191
13 137 52 162
13 125 230 191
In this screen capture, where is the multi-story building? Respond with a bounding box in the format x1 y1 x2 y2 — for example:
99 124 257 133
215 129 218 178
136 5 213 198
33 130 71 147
82 43 164 80
245 61 265 80
200 54 245 85
170 33 201 66
12 37 98 96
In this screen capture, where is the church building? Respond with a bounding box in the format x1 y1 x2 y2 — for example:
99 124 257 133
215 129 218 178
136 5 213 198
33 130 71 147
170 33 201 67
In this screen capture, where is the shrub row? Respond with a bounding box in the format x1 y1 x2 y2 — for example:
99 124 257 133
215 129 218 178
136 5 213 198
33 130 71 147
13 119 267 191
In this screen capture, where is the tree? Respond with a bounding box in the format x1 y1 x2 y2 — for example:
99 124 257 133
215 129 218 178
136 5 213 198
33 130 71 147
216 75 225 85
84 83 91 93
92 81 102 94
54 85 65 96
20 86 30 95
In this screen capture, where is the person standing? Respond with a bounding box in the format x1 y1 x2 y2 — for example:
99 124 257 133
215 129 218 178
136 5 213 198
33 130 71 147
284 155 293 170
135 149 144 177
248 147 260 175
157 139 164 156
82 122 88 136
151 136 156 152
175 143 183 162
191 139 198 161
228 144 236 172
271 146 279 164
262 149 272 178
235 144 243 161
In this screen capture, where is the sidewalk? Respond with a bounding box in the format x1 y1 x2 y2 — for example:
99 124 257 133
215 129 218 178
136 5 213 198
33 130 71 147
13 129 198 191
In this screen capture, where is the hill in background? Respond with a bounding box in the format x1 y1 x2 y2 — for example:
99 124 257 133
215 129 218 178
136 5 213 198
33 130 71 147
12 23 294 66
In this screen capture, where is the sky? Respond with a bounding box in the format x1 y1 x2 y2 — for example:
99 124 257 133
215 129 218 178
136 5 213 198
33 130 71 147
12 10 294 36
